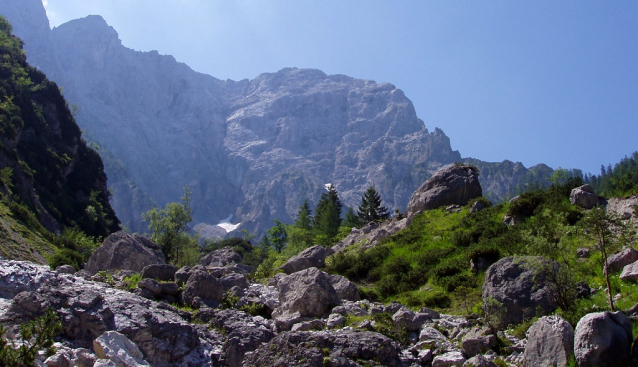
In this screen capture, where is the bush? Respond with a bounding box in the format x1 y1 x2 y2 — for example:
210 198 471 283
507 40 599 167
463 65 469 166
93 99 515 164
422 291 451 309
0 308 62 366
506 190 547 218
49 248 83 270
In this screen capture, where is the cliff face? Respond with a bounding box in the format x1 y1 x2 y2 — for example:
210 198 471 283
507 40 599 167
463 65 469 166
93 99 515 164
1 1 548 237
0 15 119 243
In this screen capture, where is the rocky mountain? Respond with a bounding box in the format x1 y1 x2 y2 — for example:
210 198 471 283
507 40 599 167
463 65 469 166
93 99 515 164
0 14 119 262
0 0 556 237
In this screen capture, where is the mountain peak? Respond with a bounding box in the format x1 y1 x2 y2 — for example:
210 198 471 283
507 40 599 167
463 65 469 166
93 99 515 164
53 15 121 47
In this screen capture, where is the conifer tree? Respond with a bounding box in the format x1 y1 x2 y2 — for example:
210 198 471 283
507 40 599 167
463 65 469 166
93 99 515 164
313 184 342 240
343 206 360 228
295 199 313 230
357 186 389 224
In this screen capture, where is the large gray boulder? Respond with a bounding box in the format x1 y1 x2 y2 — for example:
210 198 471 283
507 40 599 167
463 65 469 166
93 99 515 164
85 232 165 275
569 184 601 209
200 247 242 267
242 329 403 367
574 311 633 367
140 264 177 281
607 248 638 274
482 257 557 328
407 165 482 218
328 274 360 301
523 315 574 367
180 270 225 307
277 245 327 274
461 327 497 358
271 267 340 331
620 261 638 282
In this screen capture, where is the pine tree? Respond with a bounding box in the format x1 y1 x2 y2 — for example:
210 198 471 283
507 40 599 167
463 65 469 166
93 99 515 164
313 184 342 239
295 199 313 231
343 206 360 228
357 186 389 224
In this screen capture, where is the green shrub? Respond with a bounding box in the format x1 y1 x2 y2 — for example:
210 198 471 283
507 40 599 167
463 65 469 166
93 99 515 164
422 291 451 309
0 308 62 366
49 248 83 270
506 190 547 218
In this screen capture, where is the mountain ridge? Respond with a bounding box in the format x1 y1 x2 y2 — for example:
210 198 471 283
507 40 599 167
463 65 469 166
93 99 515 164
0 1 557 237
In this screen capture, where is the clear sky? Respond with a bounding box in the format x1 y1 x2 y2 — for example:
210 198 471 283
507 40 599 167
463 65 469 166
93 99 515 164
42 0 638 175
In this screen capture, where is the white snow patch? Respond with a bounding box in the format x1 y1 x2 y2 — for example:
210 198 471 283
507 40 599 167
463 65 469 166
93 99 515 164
216 214 240 232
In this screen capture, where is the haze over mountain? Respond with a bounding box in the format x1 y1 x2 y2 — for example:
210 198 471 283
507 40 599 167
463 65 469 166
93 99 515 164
0 0 557 237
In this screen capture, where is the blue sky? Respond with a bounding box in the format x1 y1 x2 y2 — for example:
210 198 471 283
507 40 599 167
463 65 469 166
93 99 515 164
42 0 638 175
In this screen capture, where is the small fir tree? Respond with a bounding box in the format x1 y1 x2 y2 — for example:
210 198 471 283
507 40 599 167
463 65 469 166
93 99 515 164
581 205 630 311
267 219 287 253
313 184 343 240
357 186 389 224
295 200 313 231
343 206 360 228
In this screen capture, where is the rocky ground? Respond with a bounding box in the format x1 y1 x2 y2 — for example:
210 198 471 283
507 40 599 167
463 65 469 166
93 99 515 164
2 229 636 367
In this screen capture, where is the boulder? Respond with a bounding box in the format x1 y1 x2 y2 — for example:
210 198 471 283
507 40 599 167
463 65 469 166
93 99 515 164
326 313 346 329
200 247 241 267
174 266 193 286
569 184 601 209
407 165 482 218
577 247 590 258
461 327 497 358
271 267 340 331
180 270 224 307
463 354 497 367
137 278 162 295
392 307 429 332
242 330 403 367
470 200 489 213
432 351 466 367
93 331 150 367
332 217 409 253
523 315 574 367
55 265 76 274
220 273 249 290
85 232 165 275
140 264 177 281
0 260 53 299
620 261 638 282
210 309 275 367
291 319 326 332
574 311 633 367
607 248 638 274
277 245 327 274
482 257 557 328
328 274 360 301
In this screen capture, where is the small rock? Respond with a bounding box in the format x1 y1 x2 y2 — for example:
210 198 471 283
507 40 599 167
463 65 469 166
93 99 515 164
577 247 590 258
326 313 346 328
137 278 162 295
93 331 150 367
55 265 76 274
433 351 466 367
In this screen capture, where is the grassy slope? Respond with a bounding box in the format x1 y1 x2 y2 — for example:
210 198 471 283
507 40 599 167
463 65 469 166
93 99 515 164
326 190 638 329
0 199 54 264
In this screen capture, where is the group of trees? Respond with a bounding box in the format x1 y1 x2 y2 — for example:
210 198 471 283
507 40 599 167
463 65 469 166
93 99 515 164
253 184 392 254
584 151 638 197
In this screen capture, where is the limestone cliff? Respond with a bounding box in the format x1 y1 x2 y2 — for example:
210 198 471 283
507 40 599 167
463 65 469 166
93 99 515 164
0 1 552 236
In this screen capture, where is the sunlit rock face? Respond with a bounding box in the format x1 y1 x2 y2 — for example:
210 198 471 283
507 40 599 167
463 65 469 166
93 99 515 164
1 2 462 236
